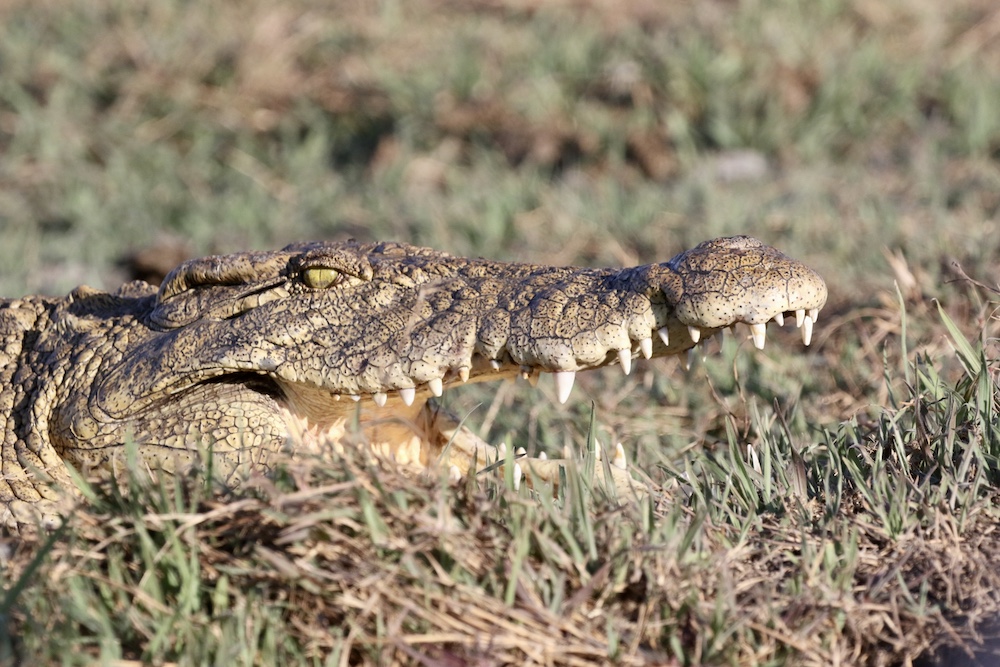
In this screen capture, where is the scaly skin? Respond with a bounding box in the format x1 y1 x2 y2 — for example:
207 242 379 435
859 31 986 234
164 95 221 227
0 236 827 529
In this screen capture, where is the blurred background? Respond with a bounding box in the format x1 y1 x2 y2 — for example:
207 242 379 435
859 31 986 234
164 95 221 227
1 0 998 457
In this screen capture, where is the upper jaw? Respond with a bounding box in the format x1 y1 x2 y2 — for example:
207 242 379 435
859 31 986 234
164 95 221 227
269 236 828 407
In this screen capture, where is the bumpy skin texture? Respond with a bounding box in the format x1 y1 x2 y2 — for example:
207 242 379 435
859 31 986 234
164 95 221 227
0 236 827 528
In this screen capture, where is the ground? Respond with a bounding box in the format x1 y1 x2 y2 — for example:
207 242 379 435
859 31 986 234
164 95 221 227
0 0 999 664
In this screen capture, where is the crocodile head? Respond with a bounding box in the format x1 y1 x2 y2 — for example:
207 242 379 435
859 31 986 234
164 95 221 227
76 236 826 485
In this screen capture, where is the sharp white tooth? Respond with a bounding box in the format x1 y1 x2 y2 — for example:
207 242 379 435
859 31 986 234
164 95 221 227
683 348 694 370
688 326 701 343
428 377 444 397
449 465 462 482
657 326 670 347
513 462 523 491
333 394 341 401
373 392 388 407
639 337 653 359
617 349 632 375
802 315 813 346
458 367 470 383
612 443 627 470
773 312 784 326
490 359 502 371
538 451 547 460
808 308 819 322
399 387 416 406
515 447 527 457
749 323 767 350
795 309 805 328
553 370 576 404
349 394 361 402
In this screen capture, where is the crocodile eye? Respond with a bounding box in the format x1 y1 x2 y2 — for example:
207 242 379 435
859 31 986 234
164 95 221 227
302 266 342 289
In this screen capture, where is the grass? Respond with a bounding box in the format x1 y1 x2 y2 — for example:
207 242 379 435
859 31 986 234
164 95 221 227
1 0 1000 664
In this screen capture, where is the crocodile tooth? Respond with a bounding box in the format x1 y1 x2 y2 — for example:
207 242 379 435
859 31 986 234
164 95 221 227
399 387 415 406
639 337 653 359
795 309 805 328
808 308 819 322
449 465 462 482
333 394 341 401
617 349 632 375
683 348 694 370
749 322 767 350
458 367 470 383
349 394 361 402
428 377 444 397
538 451 547 460
513 462 523 491
515 446 527 457
657 326 670 347
373 392 388 407
612 443 627 470
773 312 784 326
553 370 576 404
490 359 502 371
688 326 701 343
802 315 813 346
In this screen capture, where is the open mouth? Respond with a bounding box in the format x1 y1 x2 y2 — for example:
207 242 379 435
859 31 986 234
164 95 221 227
269 306 819 495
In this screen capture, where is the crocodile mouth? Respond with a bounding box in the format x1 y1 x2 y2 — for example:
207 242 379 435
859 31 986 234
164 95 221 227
269 306 818 484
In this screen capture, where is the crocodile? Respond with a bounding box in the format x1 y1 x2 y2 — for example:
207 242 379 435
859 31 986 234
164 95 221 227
0 236 827 530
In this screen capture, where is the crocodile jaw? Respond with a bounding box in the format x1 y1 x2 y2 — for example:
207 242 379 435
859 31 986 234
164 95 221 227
273 297 823 481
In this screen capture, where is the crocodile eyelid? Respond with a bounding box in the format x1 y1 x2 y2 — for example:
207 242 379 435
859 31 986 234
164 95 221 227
289 246 375 282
